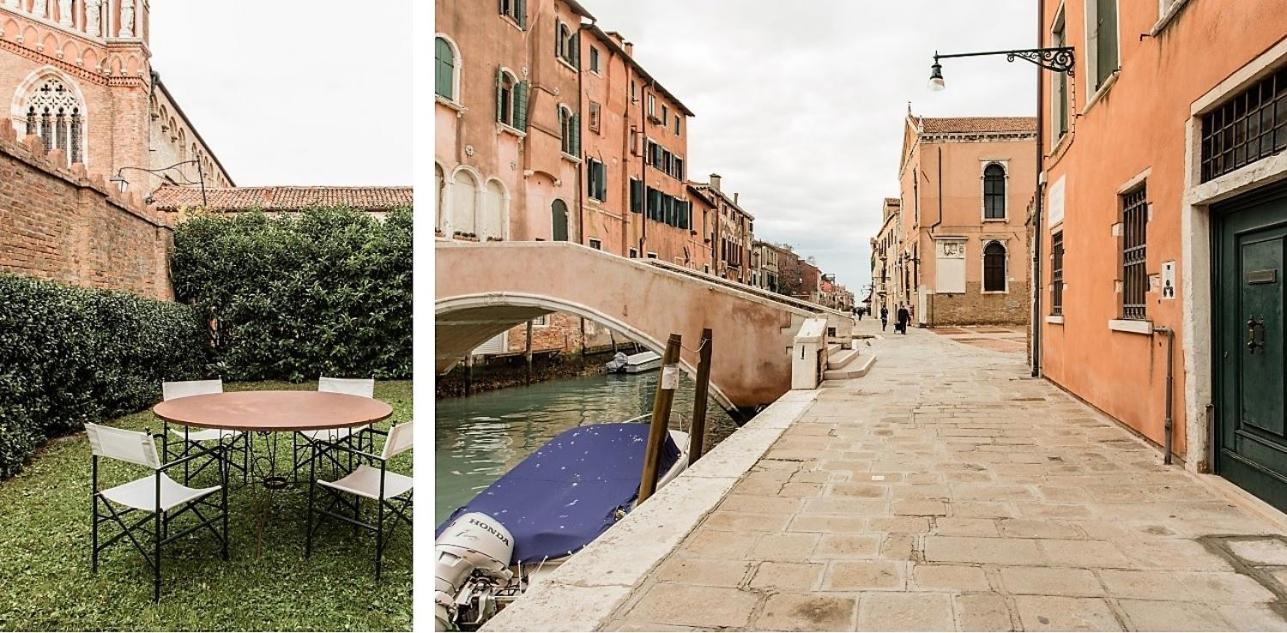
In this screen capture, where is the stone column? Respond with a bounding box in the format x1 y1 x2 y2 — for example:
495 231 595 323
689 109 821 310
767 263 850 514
33 0 47 18
57 0 71 27
118 0 133 37
86 0 100 36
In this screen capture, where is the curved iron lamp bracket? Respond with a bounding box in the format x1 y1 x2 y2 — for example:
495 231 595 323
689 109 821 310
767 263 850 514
935 47 1076 77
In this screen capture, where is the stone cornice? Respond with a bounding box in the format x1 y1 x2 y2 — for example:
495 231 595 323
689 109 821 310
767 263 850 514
0 37 147 86
920 131 1038 144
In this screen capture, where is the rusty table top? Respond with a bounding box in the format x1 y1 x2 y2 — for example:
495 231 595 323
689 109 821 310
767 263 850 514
152 390 393 432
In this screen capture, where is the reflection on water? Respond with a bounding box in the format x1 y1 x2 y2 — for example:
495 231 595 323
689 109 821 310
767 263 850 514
435 371 737 524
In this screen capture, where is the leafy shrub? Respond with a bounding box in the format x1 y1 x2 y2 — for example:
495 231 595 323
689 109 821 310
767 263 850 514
170 207 412 382
0 275 209 478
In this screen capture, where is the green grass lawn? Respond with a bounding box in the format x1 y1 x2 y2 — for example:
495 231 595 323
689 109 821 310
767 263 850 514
0 380 413 631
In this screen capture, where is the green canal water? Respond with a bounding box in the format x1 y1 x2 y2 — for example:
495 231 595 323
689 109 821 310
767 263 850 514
435 371 738 524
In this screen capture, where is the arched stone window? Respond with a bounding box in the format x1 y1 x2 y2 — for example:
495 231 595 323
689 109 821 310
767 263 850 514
479 180 506 241
551 199 569 241
450 169 478 236
983 241 1007 292
983 163 1006 219
435 36 459 101
435 163 447 233
558 105 578 155
18 75 84 166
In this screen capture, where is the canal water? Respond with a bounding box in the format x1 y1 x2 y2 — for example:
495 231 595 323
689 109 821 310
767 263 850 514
435 371 739 524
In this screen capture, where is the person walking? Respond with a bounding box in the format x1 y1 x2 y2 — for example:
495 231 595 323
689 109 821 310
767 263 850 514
896 304 910 335
880 306 889 332
857 307 864 321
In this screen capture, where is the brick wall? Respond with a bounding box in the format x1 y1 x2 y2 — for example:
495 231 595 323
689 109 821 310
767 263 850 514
928 281 1030 326
0 122 174 300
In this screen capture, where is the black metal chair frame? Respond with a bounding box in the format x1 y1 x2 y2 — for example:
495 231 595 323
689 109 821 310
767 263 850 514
304 429 412 580
161 420 251 487
290 427 375 484
91 434 230 602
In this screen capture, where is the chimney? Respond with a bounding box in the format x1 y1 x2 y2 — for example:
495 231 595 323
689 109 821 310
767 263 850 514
624 41 634 56
734 192 740 204
709 173 722 191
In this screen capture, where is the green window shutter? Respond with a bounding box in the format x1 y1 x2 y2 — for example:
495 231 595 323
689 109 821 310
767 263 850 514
514 81 529 129
1095 0 1118 87
630 179 643 213
571 114 581 155
516 0 527 28
494 67 503 123
598 162 607 202
435 38 454 99
572 33 581 68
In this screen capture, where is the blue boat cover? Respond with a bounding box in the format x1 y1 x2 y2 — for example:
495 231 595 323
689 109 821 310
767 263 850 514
436 423 680 564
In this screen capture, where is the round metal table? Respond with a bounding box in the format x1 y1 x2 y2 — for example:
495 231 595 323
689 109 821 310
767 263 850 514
153 391 394 555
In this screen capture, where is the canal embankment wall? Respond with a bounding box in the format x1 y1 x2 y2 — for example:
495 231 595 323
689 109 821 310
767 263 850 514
480 388 820 632
435 343 644 399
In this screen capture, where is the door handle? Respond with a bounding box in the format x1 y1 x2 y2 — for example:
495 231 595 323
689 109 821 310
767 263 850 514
1247 316 1266 354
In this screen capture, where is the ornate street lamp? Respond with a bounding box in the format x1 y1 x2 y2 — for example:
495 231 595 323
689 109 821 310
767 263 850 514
925 44 1075 377
928 47 1075 90
110 159 208 207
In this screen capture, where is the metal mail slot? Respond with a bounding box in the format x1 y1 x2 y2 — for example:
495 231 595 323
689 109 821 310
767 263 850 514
1247 269 1278 285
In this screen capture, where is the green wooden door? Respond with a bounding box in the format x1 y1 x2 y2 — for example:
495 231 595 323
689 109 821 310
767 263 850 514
551 199 569 241
1216 185 1287 510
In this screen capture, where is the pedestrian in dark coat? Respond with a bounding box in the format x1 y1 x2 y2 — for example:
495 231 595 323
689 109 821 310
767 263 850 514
896 305 911 334
880 306 889 331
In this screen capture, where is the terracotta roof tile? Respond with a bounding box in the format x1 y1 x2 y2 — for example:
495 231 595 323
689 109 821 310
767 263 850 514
918 116 1037 134
151 185 412 212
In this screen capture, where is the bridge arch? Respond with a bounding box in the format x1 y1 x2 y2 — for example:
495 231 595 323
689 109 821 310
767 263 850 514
436 241 840 413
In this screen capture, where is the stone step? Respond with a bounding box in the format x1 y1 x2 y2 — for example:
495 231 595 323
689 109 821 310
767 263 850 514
828 347 859 370
823 352 877 380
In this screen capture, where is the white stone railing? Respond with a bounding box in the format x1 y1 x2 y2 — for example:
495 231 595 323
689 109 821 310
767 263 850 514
2 0 132 40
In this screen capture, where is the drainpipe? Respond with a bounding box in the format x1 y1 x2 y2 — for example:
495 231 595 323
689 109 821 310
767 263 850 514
576 21 589 245
1031 1 1046 378
1153 326 1176 465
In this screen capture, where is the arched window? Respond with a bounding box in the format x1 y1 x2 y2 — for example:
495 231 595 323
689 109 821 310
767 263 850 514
496 69 517 126
983 241 1007 292
983 163 1006 219
450 170 478 236
558 105 578 155
435 163 447 233
480 179 506 240
18 75 84 166
435 36 458 101
551 199 569 241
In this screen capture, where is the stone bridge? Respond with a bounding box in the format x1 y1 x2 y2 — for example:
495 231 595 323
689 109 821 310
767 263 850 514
436 241 855 414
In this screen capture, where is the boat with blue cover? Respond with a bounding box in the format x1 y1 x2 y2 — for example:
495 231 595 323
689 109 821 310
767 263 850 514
434 421 690 630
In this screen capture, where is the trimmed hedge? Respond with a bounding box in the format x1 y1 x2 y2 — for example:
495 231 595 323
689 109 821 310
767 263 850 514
0 275 209 478
170 207 412 382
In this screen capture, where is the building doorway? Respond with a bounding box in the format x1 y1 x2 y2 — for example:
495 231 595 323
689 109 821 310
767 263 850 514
1214 183 1287 510
552 199 569 241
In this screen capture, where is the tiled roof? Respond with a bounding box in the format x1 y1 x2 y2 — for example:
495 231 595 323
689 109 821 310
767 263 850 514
152 185 413 212
918 116 1037 134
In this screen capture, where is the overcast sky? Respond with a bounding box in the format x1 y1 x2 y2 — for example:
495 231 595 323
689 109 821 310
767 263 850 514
150 1 412 187
586 1 1037 293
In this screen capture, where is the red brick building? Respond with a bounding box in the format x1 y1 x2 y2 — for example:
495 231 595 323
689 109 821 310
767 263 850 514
0 1 233 195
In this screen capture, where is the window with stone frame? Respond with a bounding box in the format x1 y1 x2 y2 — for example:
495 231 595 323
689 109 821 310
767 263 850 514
495 69 518 126
558 106 579 155
499 0 526 27
1120 185 1148 320
1051 231 1065 316
983 163 1006 219
588 101 601 133
435 36 458 101
20 76 84 167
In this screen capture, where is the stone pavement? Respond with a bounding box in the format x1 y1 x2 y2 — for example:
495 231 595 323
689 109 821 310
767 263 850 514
605 320 1287 631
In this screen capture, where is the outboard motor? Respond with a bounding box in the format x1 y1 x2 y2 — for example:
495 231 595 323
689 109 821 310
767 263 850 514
435 512 516 631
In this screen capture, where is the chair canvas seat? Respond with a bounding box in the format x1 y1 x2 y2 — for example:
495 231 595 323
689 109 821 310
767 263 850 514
299 425 369 442
318 465 413 501
168 427 242 443
100 473 220 512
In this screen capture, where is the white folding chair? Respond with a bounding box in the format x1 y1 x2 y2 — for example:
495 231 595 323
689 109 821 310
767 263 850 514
161 379 249 485
88 422 229 602
292 377 376 481
306 421 412 580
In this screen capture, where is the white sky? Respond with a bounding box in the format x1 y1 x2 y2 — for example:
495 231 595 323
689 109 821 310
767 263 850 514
149 1 412 187
585 0 1038 293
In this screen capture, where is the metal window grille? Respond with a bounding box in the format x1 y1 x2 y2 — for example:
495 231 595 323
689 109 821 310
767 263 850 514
1121 186 1148 320
1201 67 1287 182
1051 232 1064 316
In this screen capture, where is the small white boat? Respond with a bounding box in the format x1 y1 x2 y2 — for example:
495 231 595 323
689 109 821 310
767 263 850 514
622 350 662 374
435 421 690 630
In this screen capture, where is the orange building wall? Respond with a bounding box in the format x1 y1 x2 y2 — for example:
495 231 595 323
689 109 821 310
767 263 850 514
1036 0 1287 465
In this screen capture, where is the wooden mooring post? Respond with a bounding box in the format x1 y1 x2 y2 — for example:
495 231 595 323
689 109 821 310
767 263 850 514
689 328 713 466
638 333 681 505
524 320 534 385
